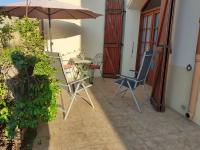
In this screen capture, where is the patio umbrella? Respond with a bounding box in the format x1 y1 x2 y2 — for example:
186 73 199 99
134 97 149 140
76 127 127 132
0 0 102 51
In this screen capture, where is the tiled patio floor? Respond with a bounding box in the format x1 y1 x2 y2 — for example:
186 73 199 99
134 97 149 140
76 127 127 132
33 78 200 150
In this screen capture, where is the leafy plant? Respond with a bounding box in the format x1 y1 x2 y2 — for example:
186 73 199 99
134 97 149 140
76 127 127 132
0 76 9 124
0 17 60 139
0 15 13 48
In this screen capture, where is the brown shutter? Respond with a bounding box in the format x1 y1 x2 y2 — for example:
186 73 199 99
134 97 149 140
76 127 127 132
103 0 124 78
150 0 176 111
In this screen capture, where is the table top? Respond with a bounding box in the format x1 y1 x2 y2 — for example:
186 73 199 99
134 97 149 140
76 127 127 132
70 57 92 64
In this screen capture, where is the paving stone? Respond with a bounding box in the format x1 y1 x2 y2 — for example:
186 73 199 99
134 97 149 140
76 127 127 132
32 78 200 150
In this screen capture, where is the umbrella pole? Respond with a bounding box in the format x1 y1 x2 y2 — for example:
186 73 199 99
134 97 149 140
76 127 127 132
48 8 53 52
26 0 28 17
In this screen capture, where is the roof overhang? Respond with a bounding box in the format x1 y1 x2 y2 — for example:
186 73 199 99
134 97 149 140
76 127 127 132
128 0 148 10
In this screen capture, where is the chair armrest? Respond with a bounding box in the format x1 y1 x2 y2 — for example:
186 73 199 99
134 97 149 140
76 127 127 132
67 76 90 85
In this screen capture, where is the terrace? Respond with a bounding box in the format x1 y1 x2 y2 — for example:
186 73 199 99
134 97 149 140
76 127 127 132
32 78 200 150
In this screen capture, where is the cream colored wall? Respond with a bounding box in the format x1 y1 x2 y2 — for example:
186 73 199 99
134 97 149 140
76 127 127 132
81 0 105 59
44 0 83 60
166 0 200 125
122 0 150 76
121 7 140 76
166 64 193 115
79 0 104 77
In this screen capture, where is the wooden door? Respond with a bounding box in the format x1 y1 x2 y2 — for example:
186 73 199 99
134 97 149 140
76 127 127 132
103 0 124 77
150 0 176 111
136 9 160 85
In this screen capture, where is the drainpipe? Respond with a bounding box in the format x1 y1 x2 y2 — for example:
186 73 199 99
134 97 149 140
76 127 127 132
186 19 200 119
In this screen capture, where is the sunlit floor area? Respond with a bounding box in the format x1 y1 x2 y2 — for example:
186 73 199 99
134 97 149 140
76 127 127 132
32 78 200 150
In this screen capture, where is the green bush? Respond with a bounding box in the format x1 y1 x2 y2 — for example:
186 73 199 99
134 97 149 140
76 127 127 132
0 17 60 139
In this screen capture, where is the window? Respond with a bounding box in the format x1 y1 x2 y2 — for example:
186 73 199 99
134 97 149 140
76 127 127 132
139 11 160 60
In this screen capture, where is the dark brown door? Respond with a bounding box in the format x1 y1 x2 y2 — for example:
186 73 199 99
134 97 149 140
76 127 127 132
103 0 124 77
150 0 176 112
136 9 160 85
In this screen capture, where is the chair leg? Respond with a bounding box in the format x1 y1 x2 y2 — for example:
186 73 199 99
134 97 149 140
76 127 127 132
99 69 104 81
112 80 125 98
127 81 142 113
142 84 149 103
82 83 94 109
59 91 66 114
64 83 80 120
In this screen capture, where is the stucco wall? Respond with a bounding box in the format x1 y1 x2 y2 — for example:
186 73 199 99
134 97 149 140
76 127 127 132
44 0 84 60
80 0 105 76
121 7 140 76
81 0 105 58
166 0 200 125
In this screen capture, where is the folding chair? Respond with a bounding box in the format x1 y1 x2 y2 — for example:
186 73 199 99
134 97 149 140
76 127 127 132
113 50 153 113
90 53 103 77
46 52 94 120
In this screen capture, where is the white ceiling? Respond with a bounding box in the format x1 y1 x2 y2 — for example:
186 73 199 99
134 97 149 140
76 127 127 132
128 0 148 10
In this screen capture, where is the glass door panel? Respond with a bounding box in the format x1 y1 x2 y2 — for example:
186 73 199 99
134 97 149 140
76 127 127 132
138 10 160 85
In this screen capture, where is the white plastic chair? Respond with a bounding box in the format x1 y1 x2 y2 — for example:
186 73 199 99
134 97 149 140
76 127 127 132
46 52 94 120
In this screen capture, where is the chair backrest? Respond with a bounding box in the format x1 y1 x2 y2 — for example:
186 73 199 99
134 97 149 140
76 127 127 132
136 50 153 84
93 53 103 66
46 52 68 84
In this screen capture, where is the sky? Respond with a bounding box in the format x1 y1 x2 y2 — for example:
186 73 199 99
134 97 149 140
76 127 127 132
0 0 19 5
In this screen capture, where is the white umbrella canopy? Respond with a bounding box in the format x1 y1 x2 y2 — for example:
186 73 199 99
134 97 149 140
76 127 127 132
0 0 102 51
0 0 101 19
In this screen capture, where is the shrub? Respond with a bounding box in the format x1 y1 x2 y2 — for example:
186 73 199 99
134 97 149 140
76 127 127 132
0 17 59 139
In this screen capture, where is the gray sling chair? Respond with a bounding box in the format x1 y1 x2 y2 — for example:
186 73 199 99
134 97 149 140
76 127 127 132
113 50 153 112
46 52 94 120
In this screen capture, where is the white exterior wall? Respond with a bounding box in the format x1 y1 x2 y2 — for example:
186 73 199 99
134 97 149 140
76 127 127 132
44 0 84 60
166 0 200 125
80 0 105 76
121 7 140 76
81 0 105 59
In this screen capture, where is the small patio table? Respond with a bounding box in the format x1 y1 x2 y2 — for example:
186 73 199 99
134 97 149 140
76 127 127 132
70 57 92 64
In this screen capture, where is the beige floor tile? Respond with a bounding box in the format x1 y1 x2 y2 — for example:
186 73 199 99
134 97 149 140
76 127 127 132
32 78 200 150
